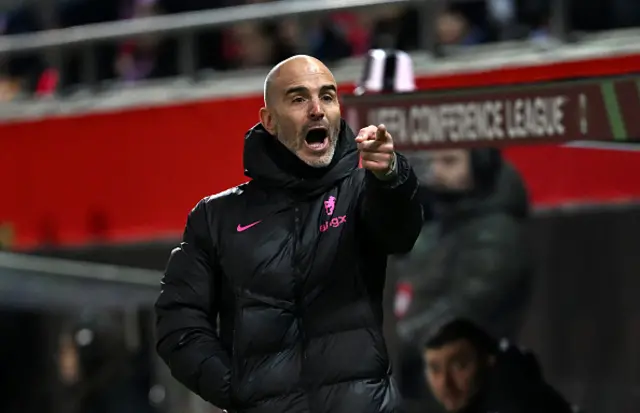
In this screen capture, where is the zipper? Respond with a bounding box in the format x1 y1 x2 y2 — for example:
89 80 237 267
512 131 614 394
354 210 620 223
292 205 309 389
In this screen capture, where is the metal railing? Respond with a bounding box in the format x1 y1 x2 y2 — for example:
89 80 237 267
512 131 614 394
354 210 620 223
0 0 416 53
0 251 161 308
0 0 569 86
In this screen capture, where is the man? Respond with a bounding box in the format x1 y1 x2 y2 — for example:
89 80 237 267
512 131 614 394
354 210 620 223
422 318 577 413
155 55 423 413
391 148 532 402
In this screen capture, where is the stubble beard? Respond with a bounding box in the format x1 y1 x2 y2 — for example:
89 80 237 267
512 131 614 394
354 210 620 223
303 138 337 168
277 126 339 168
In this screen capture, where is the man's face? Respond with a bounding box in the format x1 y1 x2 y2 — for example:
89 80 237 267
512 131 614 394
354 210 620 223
424 339 483 412
423 149 472 192
436 11 469 45
260 59 342 167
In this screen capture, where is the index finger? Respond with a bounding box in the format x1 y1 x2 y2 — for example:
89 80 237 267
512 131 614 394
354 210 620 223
375 124 388 141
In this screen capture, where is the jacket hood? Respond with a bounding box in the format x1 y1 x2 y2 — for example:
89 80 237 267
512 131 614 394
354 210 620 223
473 161 529 219
428 162 530 223
243 119 359 198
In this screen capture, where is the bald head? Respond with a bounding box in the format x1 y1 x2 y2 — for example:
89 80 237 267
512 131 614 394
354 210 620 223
263 55 335 108
259 55 341 168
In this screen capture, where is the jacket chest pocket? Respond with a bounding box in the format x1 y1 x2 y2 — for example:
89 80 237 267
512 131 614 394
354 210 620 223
220 212 299 298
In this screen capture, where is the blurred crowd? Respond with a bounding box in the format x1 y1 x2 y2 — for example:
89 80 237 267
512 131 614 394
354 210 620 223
0 307 157 413
1 0 640 98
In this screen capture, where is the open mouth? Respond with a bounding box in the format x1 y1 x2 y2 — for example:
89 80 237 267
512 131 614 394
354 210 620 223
304 127 329 151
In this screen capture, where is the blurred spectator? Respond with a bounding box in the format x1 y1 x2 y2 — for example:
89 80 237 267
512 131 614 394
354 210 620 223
421 318 578 413
225 20 297 68
370 6 420 51
0 3 44 92
370 2 492 52
308 17 353 63
227 22 275 68
440 2 495 45
59 333 81 386
55 0 117 89
59 0 182 87
323 12 370 56
514 0 550 37
0 76 20 100
56 313 155 413
34 67 59 96
436 8 487 46
160 0 231 72
114 0 178 82
391 149 533 404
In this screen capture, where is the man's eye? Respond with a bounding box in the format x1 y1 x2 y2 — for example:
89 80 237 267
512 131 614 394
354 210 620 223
322 95 334 101
292 97 305 103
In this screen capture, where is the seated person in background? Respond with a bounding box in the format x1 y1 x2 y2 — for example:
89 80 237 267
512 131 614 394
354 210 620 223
423 318 579 413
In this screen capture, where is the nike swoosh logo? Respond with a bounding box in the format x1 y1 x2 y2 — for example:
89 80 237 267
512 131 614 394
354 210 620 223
237 221 262 232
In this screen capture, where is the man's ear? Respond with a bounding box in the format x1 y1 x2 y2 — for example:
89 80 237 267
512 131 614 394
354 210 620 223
259 107 277 135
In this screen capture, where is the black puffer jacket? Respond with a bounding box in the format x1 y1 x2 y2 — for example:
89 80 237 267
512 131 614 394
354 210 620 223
155 120 423 413
468 341 576 413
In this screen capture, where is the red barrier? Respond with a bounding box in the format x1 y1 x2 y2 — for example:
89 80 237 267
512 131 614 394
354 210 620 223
1 53 640 249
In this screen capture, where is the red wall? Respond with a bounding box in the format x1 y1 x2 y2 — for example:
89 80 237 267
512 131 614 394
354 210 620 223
2 54 640 249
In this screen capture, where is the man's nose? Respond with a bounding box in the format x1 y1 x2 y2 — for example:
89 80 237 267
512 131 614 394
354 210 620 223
308 99 325 120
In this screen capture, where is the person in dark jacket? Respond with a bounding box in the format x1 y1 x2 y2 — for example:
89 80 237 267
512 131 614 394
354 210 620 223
155 55 423 413
390 148 532 402
422 318 577 413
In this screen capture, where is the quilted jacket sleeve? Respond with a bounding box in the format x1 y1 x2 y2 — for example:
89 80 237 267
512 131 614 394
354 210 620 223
155 199 232 409
358 152 424 254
